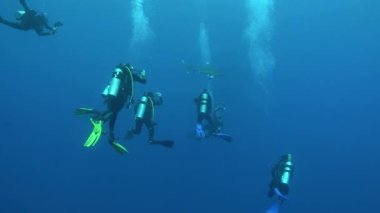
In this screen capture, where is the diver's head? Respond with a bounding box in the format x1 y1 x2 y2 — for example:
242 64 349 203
148 92 163 105
118 63 134 73
281 154 292 161
14 10 26 20
125 63 134 70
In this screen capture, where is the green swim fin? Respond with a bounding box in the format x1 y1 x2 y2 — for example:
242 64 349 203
112 142 128 154
75 107 95 116
84 118 103 147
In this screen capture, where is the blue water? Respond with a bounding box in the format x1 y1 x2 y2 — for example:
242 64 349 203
1 0 379 212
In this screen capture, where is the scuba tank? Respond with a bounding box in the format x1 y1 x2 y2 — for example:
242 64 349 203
102 68 123 97
280 154 293 185
15 11 26 20
136 96 148 119
200 92 208 113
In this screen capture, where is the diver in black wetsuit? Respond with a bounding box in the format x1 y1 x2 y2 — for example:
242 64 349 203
126 92 173 148
76 63 147 145
0 0 62 36
127 92 161 143
268 154 293 202
101 64 147 143
194 89 215 139
212 103 226 134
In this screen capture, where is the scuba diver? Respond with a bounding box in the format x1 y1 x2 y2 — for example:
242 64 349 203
126 92 174 148
75 63 147 154
266 154 293 213
213 103 227 134
268 154 293 202
194 89 215 139
194 90 232 142
0 0 62 36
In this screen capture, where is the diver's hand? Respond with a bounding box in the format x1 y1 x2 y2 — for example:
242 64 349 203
54 21 63 27
126 97 135 109
51 27 58 35
140 69 146 79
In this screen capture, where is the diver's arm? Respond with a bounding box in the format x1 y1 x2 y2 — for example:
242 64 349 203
35 30 54 36
44 23 54 31
271 164 278 178
132 71 147 84
35 24 57 36
19 0 31 11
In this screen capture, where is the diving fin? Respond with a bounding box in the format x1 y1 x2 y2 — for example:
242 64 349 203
112 141 128 154
84 118 103 147
150 140 175 148
75 107 95 116
266 201 280 213
159 140 175 148
212 133 233 142
274 187 288 201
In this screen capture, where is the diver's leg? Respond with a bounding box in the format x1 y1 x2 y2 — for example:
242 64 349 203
126 119 142 140
0 19 26 30
267 181 275 197
105 98 124 141
205 115 215 133
100 110 113 122
108 111 119 143
197 113 202 124
146 120 155 143
132 119 143 135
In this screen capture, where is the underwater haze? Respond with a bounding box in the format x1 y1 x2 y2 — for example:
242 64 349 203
1 0 379 212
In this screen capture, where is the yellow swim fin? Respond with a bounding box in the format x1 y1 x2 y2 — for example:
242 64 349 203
84 118 103 147
111 142 128 154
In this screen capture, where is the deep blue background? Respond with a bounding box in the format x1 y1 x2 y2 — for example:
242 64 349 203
1 0 379 212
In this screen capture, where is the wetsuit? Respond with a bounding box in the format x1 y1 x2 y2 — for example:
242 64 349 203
212 104 225 133
268 155 293 198
130 93 162 143
102 64 146 142
0 0 56 36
